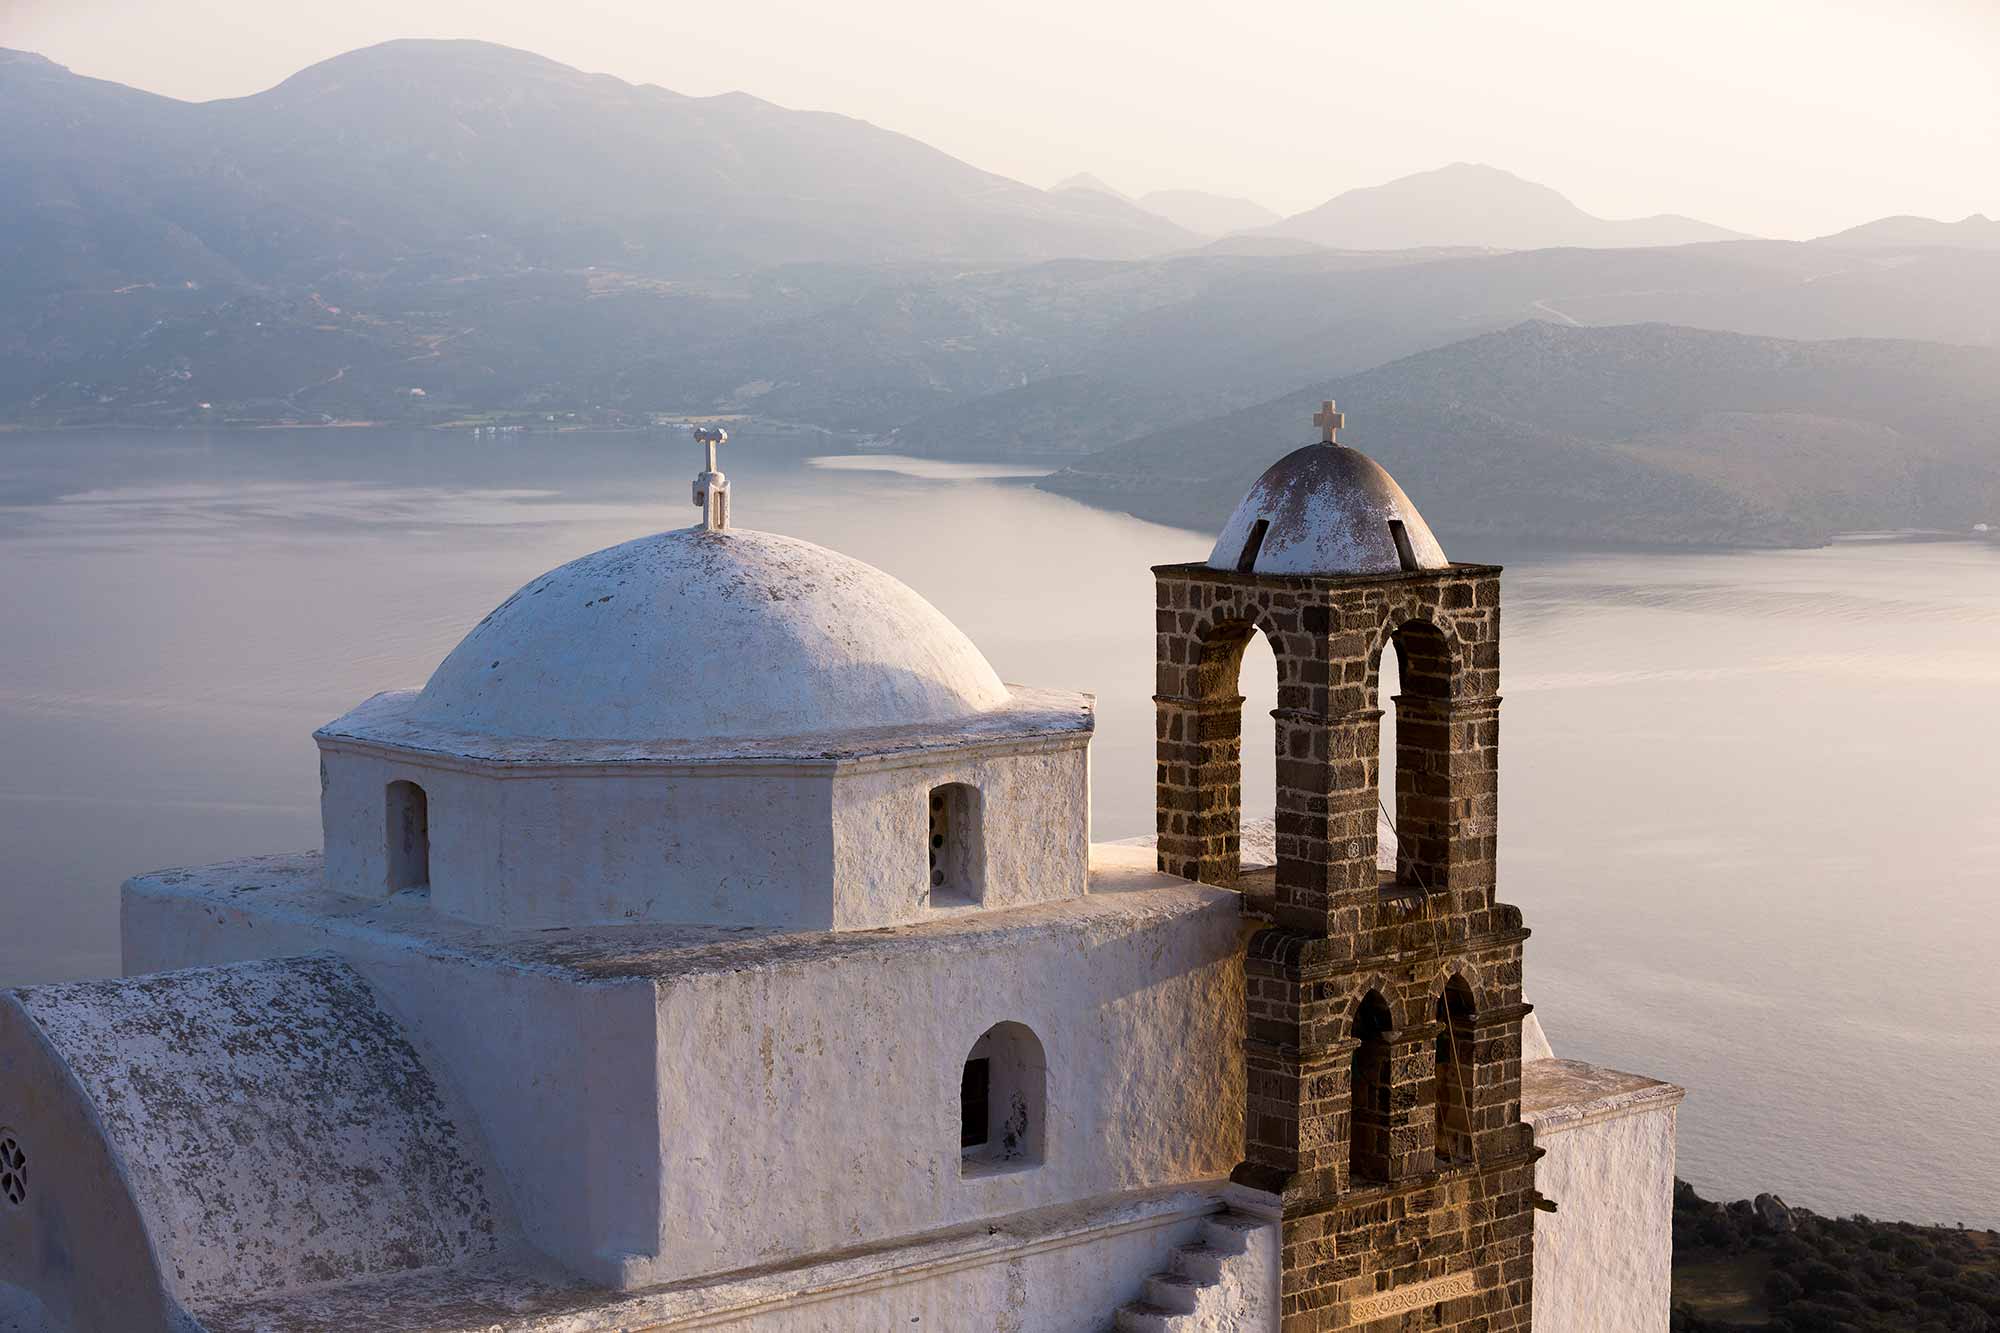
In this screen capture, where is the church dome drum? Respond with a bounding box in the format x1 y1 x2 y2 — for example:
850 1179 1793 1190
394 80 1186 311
310 436 1094 934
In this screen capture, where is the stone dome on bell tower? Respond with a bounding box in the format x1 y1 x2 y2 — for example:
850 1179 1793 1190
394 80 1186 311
1207 399 1448 578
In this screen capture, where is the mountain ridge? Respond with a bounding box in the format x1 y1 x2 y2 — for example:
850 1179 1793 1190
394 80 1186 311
0 38 1195 292
1814 213 2000 250
1264 162 1749 251
1038 320 2000 547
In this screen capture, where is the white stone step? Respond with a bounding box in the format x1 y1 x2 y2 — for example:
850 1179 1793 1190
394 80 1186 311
1144 1271 1205 1313
1203 1211 1266 1253
1171 1240 1227 1284
1115 1300 1196 1332
1111 1207 1272 1332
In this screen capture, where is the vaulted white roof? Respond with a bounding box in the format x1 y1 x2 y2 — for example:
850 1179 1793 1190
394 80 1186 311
410 527 1010 744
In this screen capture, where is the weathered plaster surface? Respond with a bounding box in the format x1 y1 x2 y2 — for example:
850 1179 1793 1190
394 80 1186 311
8 957 509 1313
193 1185 1234 1333
1207 443 1448 577
637 848 1246 1287
0 995 188 1331
1524 1058 1684 1333
123 845 1249 1293
317 692 1092 931
407 526 1012 742
829 743 1089 927
319 684 1094 768
1112 1207 1278 1332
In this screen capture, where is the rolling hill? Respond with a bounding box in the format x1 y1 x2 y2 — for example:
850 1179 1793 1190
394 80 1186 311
1263 163 1748 251
1039 321 2000 547
1814 214 2000 251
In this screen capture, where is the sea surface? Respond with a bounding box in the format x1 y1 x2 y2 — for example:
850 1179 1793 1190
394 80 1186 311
2 427 1995 1229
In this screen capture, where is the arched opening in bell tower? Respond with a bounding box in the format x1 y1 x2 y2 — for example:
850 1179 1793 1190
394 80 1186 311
1434 974 1478 1165
1172 617 1287 887
1381 619 1455 891
1349 991 1395 1184
1237 629 1278 873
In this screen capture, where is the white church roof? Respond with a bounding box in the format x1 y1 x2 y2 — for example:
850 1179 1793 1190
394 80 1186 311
1208 401 1448 578
410 526 1012 744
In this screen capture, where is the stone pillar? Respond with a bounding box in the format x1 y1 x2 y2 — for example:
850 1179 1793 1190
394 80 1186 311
1235 932 1352 1199
1394 692 1500 900
1465 1001 1534 1162
1155 692 1244 885
1270 706 1380 933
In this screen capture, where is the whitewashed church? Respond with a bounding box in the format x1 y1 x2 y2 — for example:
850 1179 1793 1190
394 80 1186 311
0 413 1680 1332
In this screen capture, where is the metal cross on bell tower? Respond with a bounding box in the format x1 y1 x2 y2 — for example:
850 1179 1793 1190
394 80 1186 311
691 425 731 532
1313 399 1344 445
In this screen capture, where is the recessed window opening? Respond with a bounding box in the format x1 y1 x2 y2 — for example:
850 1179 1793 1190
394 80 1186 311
927 783 984 907
1236 518 1271 573
960 1057 990 1149
1387 518 1419 572
960 1021 1046 1175
385 780 430 894
1435 977 1478 1166
1349 992 1394 1184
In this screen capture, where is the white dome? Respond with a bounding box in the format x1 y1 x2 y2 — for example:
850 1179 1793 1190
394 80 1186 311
1208 443 1448 577
412 527 1011 743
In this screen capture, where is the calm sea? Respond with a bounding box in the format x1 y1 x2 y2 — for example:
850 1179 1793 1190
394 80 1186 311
2 428 1995 1229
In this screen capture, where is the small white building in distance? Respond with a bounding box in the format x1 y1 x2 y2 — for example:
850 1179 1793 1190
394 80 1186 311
0 417 1681 1332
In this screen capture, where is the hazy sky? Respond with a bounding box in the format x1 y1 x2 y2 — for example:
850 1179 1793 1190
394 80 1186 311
6 0 1995 238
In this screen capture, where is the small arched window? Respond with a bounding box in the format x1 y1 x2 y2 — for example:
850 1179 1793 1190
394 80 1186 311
385 780 430 893
1349 991 1394 1185
1435 976 1478 1166
960 1021 1045 1175
927 783 984 907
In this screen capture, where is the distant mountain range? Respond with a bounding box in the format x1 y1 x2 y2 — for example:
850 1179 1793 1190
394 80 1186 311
1813 214 2000 251
1261 163 1749 251
5 39 1998 547
1040 321 2000 547
0 39 1193 293
1053 174 1282 236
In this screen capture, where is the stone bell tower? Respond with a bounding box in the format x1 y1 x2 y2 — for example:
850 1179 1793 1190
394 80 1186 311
1155 403 1540 1331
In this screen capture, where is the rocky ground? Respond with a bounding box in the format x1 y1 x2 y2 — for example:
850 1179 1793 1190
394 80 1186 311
1672 1180 2000 1331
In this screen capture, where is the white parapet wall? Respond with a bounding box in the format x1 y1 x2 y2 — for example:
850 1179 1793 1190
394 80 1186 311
1523 1057 1685 1333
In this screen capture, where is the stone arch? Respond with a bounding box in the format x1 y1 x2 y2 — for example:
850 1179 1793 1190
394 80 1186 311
1165 610 1296 884
1370 614 1462 889
1348 990 1395 1184
1338 973 1408 1036
959 1020 1047 1176
1367 611 1459 709
1433 973 1479 1166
